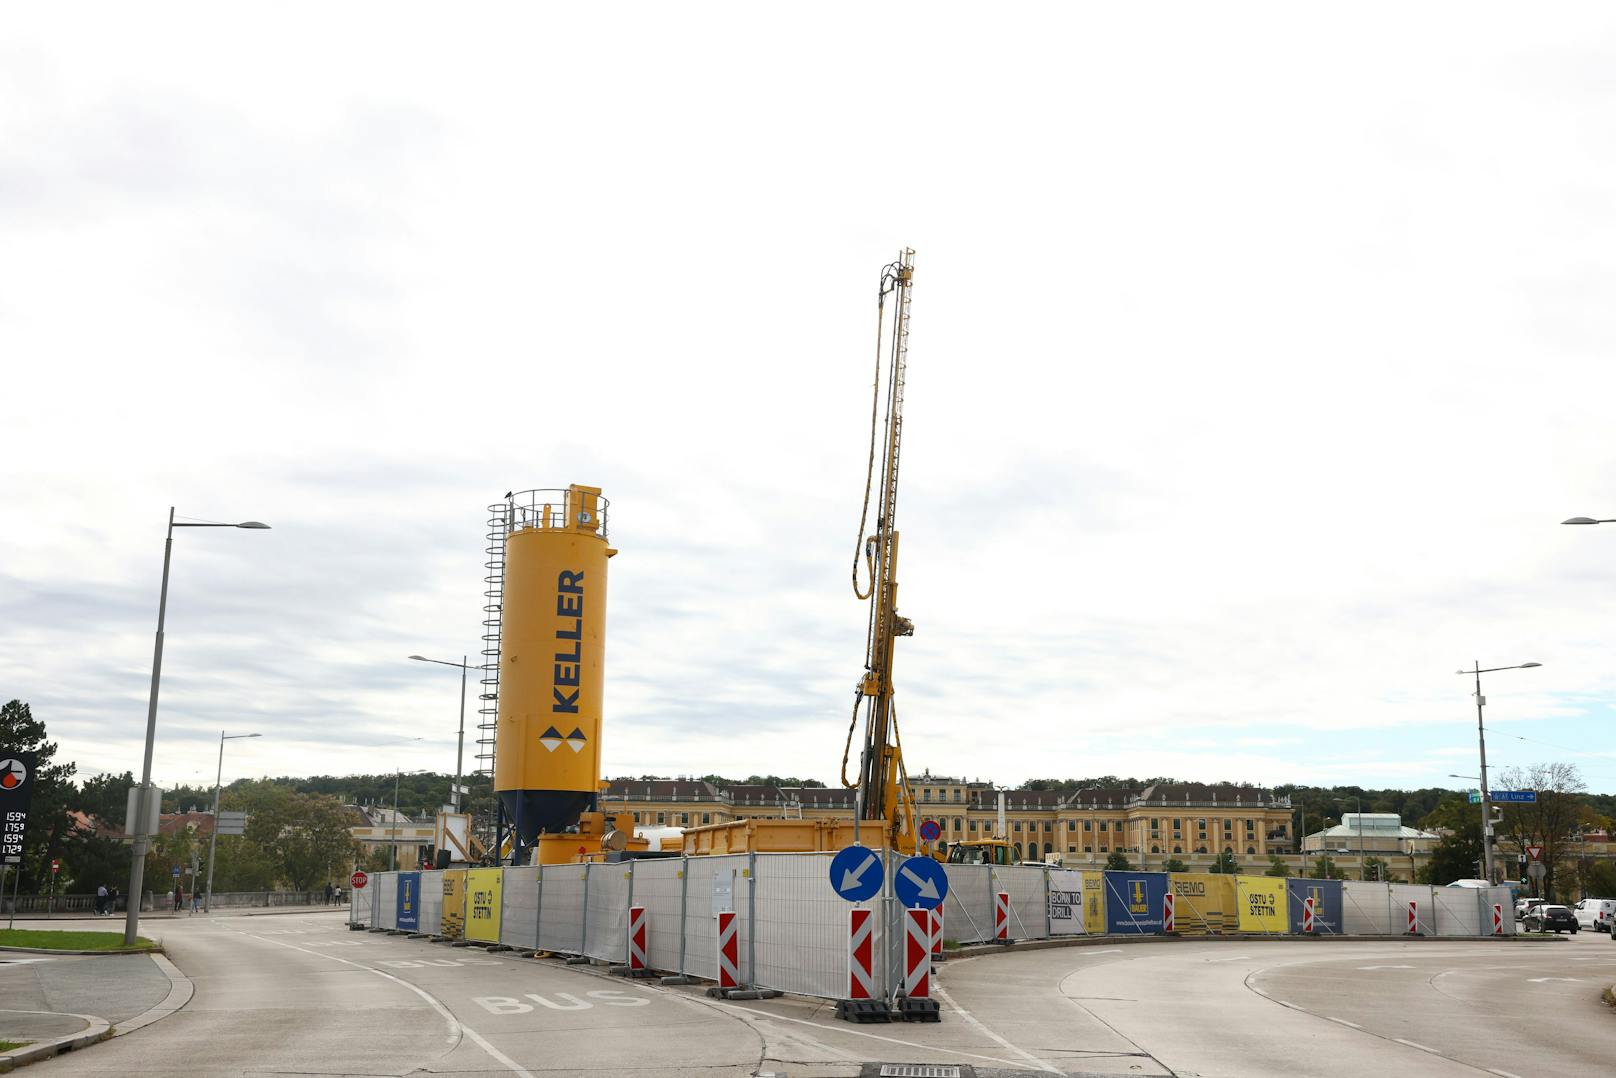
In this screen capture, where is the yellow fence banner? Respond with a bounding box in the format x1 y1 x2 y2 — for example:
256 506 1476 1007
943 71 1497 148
466 867 503 942
1082 870 1106 935
1168 873 1237 935
1236 875 1288 934
440 869 467 940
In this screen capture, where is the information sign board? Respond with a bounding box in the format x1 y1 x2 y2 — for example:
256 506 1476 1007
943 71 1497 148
396 871 420 931
0 753 37 865
1048 869 1085 935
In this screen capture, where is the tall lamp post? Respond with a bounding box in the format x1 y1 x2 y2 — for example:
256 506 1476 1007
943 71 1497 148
407 655 471 811
204 732 260 913
391 767 428 871
125 509 269 947
1457 661 1540 885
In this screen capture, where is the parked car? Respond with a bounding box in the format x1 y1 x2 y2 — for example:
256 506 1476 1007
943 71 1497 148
1573 898 1616 933
1515 897 1545 920
1523 904 1578 933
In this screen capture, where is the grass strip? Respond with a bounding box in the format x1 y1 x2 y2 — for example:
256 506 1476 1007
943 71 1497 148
0 929 155 951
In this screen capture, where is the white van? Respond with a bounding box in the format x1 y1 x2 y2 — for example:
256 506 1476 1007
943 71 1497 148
1572 897 1616 933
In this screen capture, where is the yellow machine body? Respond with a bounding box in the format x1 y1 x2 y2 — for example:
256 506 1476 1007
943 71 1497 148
494 485 615 855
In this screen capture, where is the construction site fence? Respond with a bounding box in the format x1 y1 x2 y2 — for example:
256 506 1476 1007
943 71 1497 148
349 860 1515 1001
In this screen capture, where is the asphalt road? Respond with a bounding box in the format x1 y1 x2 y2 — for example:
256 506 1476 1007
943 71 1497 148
21 911 1614 1077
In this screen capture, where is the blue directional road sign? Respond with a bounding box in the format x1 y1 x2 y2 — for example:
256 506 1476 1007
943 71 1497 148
829 845 883 903
171 865 181 878
1469 789 1537 804
894 856 949 911
918 819 941 843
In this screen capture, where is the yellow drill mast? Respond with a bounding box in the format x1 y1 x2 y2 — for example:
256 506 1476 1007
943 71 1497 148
844 248 921 853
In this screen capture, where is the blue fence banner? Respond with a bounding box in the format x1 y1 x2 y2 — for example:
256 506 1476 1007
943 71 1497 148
1103 871 1168 934
1286 877 1343 934
397 871 421 931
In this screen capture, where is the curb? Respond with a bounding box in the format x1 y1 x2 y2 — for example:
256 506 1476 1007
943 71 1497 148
0 945 160 956
949 932 1560 958
111 953 193 1037
0 1012 111 1073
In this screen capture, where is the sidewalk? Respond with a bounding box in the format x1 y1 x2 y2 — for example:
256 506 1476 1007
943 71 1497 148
0 950 184 1070
12 904 351 922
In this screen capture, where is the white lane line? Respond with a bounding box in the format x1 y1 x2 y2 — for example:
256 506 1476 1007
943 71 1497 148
247 934 534 1078
931 983 1062 1074
1203 954 1253 963
1327 1017 1361 1028
1395 1038 1437 1053
1488 1069 1525 1078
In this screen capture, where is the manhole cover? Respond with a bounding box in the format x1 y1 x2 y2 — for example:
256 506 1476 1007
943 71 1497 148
878 1067 964 1078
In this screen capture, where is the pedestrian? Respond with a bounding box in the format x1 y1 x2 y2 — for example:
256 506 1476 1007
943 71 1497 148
95 883 108 916
324 882 334 905
191 889 201 914
334 885 343 905
173 884 184 912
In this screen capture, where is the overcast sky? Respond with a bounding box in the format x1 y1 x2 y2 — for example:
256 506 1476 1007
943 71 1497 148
5 5 1616 803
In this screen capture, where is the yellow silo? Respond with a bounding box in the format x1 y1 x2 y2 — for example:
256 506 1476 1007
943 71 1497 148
494 485 616 859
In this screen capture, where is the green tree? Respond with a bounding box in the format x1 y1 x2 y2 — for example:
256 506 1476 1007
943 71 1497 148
1264 855 1288 878
227 782 358 890
1495 763 1595 899
1104 851 1131 871
1362 856 1392 882
1309 856 1348 880
1162 857 1189 873
0 700 77 893
1420 796 1483 885
65 770 136 894
1208 851 1239 874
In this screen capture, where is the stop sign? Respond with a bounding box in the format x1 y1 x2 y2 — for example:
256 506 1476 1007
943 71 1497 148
349 870 368 890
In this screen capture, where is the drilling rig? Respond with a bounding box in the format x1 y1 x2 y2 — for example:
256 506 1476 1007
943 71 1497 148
842 248 923 854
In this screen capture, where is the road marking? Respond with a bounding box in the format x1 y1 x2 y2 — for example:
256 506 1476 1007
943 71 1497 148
930 983 1062 1074
1327 1017 1361 1028
1488 1070 1525 1078
1395 1038 1437 1053
1526 976 1579 983
1357 964 1414 971
247 933 534 1078
1203 954 1252 963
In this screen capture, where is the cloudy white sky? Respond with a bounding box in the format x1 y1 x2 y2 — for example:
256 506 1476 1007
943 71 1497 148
5 5 1616 800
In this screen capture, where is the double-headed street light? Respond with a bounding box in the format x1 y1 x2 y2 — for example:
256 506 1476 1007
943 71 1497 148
407 655 472 811
1561 517 1616 525
204 732 260 913
125 510 270 947
1458 661 1541 886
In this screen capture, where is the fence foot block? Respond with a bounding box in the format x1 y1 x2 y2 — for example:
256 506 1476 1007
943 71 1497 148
565 956 591 965
897 996 941 1022
659 975 695 986
835 999 893 1023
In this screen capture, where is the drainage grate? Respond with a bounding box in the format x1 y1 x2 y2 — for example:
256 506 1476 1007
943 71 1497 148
878 1067 963 1078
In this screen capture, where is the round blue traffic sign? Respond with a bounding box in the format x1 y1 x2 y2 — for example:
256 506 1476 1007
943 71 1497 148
894 855 949 910
829 845 883 903
918 819 941 843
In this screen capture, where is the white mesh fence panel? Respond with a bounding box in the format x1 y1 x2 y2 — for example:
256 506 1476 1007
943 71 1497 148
1387 883 1433 933
502 867 540 950
999 866 1048 940
1431 886 1479 936
1342 881 1395 934
942 865 995 943
418 872 444 936
631 859 688 974
351 879 374 927
584 863 629 963
749 853 849 999
538 864 587 955
680 855 748 982
375 873 398 930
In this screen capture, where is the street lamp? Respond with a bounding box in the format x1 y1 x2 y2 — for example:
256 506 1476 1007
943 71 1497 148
407 655 472 811
1457 661 1541 886
1561 517 1616 525
125 510 270 947
204 732 260 912
390 766 429 871
1334 797 1367 880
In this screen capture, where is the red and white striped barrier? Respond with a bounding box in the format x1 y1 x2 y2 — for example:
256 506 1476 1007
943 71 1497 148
1492 904 1504 936
627 906 647 971
1406 901 1418 935
1163 892 1175 933
930 905 944 957
716 910 739 989
848 908 874 1000
994 891 1010 941
1302 895 1316 934
904 907 931 998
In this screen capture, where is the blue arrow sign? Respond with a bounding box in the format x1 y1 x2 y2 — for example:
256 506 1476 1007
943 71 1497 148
829 845 883 902
1492 790 1538 803
894 855 949 911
